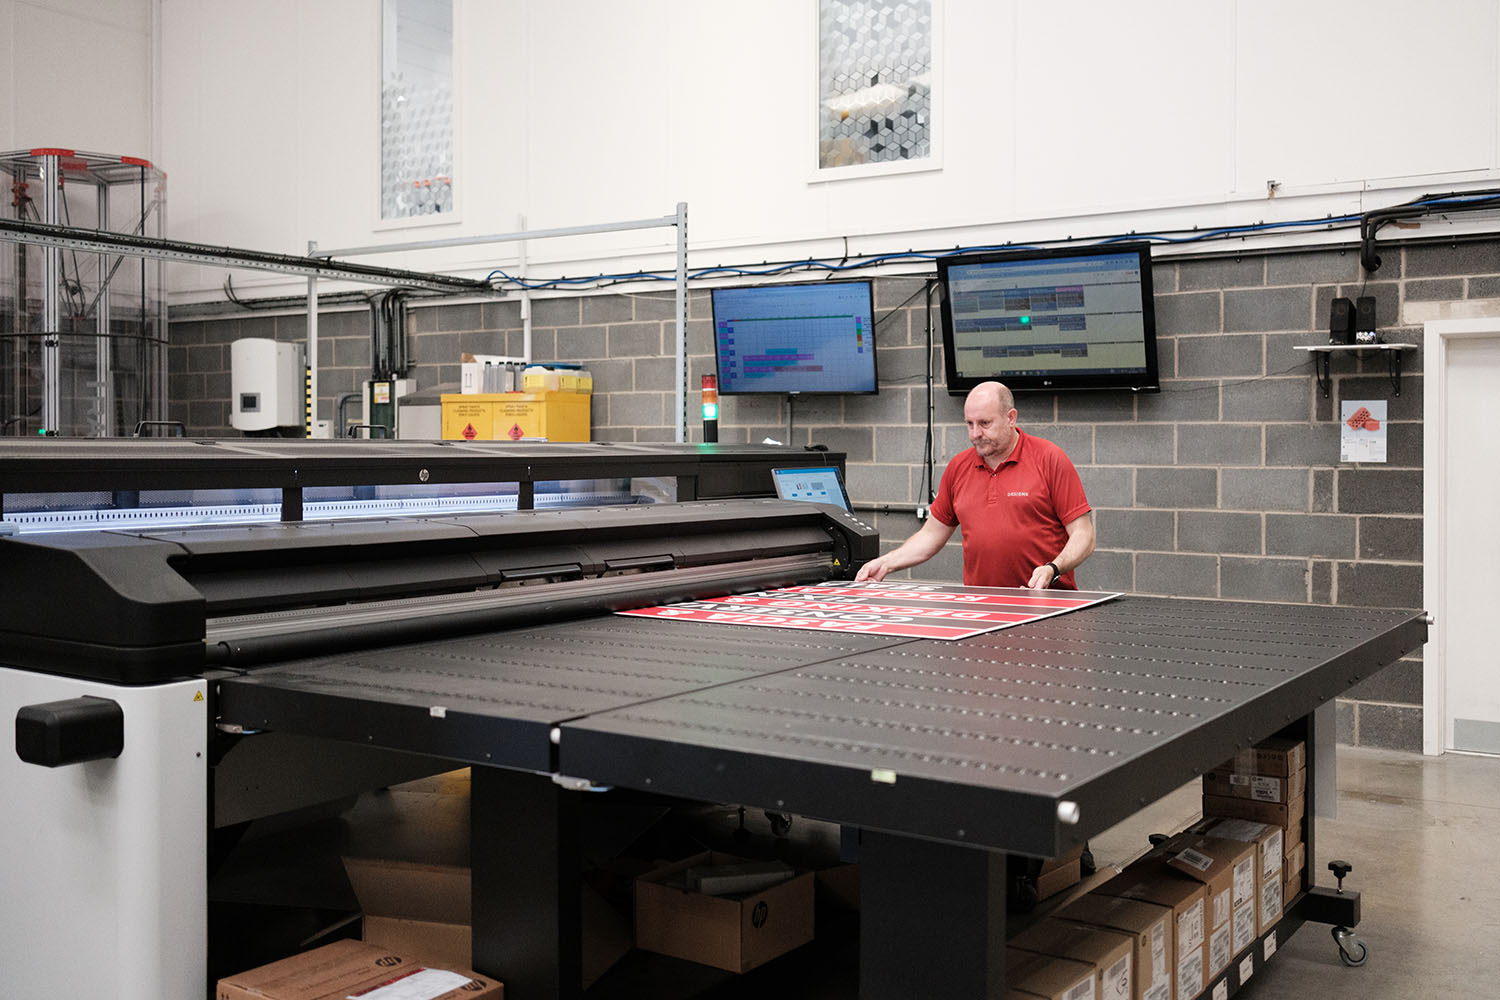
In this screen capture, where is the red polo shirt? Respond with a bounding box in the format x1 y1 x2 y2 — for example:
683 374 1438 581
929 429 1091 588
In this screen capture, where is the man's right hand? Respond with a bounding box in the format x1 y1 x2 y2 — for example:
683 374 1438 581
854 557 890 582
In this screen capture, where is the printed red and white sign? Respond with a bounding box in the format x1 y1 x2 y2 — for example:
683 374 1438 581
617 579 1120 639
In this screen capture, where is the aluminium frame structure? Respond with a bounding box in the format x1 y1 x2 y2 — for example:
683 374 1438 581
2 202 690 439
311 202 691 440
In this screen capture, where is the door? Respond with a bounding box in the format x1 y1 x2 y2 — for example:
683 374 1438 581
1424 318 1500 754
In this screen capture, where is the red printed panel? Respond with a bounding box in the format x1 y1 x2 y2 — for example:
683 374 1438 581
616 580 1120 640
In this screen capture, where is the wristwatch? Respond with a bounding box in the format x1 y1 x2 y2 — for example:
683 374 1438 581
1044 561 1061 586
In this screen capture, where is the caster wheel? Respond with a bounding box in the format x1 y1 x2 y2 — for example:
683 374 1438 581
765 810 792 837
1332 926 1368 967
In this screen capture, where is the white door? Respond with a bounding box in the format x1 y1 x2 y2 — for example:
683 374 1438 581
1424 318 1500 755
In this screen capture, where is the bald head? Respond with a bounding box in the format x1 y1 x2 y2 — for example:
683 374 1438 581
963 381 1020 468
966 381 1015 416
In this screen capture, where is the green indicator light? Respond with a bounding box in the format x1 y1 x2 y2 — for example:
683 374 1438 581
1020 315 1031 325
702 403 719 419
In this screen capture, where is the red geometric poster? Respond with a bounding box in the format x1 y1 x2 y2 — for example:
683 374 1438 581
617 579 1121 640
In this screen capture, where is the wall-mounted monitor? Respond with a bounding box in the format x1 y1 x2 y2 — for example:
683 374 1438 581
937 243 1160 395
711 280 878 395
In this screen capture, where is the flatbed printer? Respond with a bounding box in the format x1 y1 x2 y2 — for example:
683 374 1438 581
0 441 1427 1000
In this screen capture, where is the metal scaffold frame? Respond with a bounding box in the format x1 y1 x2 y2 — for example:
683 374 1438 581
310 201 691 441
1 201 691 439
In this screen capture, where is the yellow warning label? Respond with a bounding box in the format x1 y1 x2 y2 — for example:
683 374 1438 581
193 691 204 702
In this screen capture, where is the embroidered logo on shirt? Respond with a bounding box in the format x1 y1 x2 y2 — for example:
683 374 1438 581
1007 491 1030 497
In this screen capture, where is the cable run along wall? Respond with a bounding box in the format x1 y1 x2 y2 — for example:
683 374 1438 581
310 202 691 441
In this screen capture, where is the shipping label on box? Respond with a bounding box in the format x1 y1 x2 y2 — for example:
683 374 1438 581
1258 873 1283 933
1232 896 1256 953
1203 766 1306 804
1207 918 1233 978
1175 942 1205 1000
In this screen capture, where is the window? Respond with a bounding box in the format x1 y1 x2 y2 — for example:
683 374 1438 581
381 0 454 219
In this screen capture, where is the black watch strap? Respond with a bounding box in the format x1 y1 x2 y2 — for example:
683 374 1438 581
1045 561 1061 585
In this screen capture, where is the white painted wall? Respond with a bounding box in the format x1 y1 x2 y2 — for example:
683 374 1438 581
1 0 154 158
140 1 1500 299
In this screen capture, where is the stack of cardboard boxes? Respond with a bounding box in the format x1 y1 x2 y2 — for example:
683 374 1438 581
999 735 1307 1000
1197 735 1308 927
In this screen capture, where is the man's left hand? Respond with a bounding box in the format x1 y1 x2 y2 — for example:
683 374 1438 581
1025 564 1056 589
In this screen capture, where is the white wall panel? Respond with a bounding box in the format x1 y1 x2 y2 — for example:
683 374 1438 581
1235 0 1498 190
4 0 151 156
149 1 1500 301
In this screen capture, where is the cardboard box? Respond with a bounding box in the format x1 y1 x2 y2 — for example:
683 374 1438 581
1010 918 1133 1000
635 851 814 973
344 858 471 972
1056 894 1172 1000
1093 862 1208 1000
343 857 629 990
1285 839 1306 878
1037 857 1084 902
1219 736 1305 777
1202 789 1305 832
1186 817 1284 937
1188 818 1283 886
1006 948 1098 1000
216 939 501 1000
1202 765 1306 804
1160 835 1252 978
440 391 590 442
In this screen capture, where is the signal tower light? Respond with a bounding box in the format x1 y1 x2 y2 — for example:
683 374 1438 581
701 375 718 443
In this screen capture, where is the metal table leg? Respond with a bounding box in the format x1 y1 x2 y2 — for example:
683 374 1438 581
857 830 1008 1000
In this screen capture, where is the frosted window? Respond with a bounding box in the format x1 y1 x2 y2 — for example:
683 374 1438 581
381 0 453 218
819 0 933 169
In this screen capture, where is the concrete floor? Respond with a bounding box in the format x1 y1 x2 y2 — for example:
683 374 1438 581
1087 746 1500 1000
306 746 1499 999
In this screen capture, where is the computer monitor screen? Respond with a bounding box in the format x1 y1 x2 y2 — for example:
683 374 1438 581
937 242 1160 394
770 466 851 511
711 280 878 395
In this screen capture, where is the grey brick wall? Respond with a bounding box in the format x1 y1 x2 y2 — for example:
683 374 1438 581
168 239 1495 752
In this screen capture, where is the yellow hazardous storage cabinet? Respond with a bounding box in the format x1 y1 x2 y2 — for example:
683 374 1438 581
441 391 591 442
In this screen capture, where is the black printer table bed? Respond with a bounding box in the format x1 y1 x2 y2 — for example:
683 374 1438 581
216 596 1425 1000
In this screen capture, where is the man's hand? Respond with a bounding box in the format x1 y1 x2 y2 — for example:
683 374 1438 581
1025 563 1057 589
854 557 891 582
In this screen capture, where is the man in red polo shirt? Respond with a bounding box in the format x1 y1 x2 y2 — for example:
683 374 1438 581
855 380 1095 589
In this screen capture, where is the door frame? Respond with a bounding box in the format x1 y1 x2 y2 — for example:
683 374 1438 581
1422 316 1500 755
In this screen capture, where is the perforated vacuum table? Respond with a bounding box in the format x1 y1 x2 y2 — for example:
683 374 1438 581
217 593 1424 1000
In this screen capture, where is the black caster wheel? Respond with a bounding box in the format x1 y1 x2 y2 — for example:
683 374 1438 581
1332 926 1368 967
765 810 793 837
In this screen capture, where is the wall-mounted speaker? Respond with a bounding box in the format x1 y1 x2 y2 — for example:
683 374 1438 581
1329 297 1355 345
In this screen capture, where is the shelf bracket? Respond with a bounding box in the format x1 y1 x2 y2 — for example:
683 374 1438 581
1387 348 1403 396
1314 351 1332 399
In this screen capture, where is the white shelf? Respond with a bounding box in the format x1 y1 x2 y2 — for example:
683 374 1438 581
1292 343 1416 397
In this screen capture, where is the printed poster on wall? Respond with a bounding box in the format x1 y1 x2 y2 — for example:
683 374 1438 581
617 579 1121 640
1341 400 1388 463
